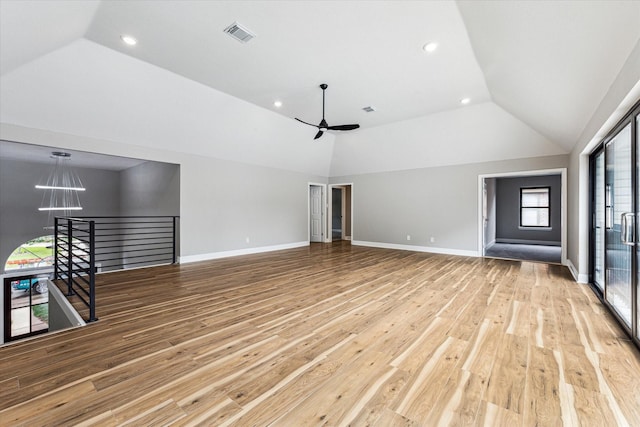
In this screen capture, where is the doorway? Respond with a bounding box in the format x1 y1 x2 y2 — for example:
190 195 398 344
329 184 352 241
589 100 639 345
479 169 567 264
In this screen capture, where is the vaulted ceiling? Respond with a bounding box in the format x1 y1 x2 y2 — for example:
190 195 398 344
1 1 639 176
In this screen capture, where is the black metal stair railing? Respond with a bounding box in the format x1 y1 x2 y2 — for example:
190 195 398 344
54 216 179 322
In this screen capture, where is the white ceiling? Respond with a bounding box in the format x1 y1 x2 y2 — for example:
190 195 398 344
0 1 639 173
83 1 491 131
0 140 147 171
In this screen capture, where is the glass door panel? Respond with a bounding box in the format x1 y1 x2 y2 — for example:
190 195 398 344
637 113 640 339
4 276 49 341
594 150 605 290
606 123 632 326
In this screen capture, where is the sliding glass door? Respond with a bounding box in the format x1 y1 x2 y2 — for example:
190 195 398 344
637 113 640 340
591 101 639 345
605 124 632 326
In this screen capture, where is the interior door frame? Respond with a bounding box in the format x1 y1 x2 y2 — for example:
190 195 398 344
308 183 327 243
328 183 353 243
477 168 568 265
329 186 344 241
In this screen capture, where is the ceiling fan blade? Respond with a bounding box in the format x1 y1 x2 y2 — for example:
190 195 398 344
314 130 324 140
295 118 319 128
327 124 360 131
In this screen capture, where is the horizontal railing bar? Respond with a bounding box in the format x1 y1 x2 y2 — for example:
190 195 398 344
94 231 173 237
69 243 89 253
95 251 173 259
65 273 90 287
98 246 174 253
94 236 174 243
74 289 89 307
69 262 91 272
94 242 172 250
71 262 91 273
69 227 91 234
70 276 87 290
94 226 173 232
75 283 90 298
94 221 173 225
70 216 178 219
95 243 173 251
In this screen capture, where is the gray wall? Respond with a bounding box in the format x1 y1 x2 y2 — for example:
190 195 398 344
118 162 180 268
120 162 180 216
0 158 121 270
179 154 324 256
495 175 561 245
331 155 568 252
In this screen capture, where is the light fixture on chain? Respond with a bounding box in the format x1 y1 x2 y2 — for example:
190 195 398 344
36 151 85 213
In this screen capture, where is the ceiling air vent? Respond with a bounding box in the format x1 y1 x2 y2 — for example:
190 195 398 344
223 22 256 43
362 106 376 113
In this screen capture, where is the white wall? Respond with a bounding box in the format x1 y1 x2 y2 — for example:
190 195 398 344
330 102 566 176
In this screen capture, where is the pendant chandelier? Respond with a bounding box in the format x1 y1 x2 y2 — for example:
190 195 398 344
36 151 85 214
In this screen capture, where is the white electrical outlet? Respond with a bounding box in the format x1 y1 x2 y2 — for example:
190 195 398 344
406 235 411 241
245 237 250 243
430 236 435 243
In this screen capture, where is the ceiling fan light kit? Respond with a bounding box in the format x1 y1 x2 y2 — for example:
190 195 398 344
295 84 360 140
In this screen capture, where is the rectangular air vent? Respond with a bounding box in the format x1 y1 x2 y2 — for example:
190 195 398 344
223 22 256 43
362 106 376 113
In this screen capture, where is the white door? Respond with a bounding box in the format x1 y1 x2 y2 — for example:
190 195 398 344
310 185 323 242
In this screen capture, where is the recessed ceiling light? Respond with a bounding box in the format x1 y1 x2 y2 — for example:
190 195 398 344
460 97 471 105
273 100 283 108
120 35 137 46
423 42 438 53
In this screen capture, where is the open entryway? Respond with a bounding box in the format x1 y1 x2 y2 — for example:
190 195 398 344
478 169 567 264
329 184 352 241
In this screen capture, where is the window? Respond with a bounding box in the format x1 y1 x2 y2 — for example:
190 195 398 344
520 187 550 227
5 236 54 271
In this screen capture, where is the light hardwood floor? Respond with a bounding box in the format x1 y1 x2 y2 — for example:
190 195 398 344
1 242 640 426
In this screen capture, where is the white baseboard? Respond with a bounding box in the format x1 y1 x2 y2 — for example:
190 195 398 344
565 259 588 283
179 241 308 264
352 240 479 257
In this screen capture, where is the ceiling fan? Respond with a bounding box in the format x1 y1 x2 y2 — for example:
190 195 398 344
295 83 360 140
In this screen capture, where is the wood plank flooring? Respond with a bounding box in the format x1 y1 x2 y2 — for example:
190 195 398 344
1 242 640 426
